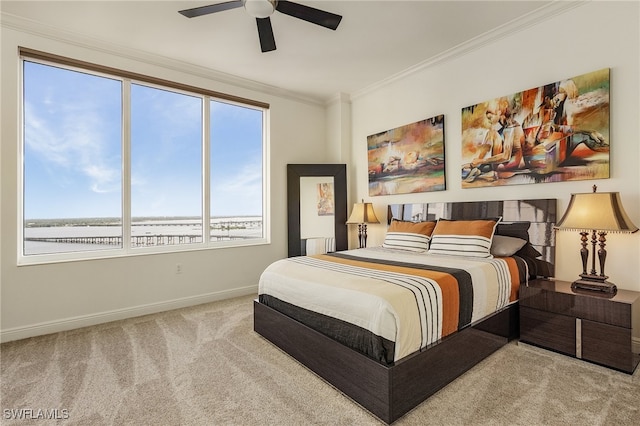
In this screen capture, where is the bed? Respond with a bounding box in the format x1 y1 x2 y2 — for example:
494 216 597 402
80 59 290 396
254 199 556 423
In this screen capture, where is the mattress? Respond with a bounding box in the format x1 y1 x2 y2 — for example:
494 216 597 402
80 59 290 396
258 247 526 364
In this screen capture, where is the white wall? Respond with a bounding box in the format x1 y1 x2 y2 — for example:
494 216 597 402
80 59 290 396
350 1 640 291
0 26 328 341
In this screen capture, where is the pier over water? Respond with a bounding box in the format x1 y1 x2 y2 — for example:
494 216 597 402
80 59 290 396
26 233 253 247
23 216 263 255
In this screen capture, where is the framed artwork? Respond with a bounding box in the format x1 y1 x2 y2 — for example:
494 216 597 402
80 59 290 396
461 68 610 188
367 114 445 196
316 182 334 216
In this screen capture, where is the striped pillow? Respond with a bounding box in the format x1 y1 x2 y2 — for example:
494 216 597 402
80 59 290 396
427 218 500 258
382 231 431 252
382 220 436 252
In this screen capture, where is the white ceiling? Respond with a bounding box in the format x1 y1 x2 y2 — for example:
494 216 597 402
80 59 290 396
2 1 563 103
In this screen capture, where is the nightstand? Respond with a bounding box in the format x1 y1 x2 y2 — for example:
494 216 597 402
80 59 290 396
519 278 640 374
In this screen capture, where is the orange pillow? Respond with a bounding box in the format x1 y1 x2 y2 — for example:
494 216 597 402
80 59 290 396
387 219 436 236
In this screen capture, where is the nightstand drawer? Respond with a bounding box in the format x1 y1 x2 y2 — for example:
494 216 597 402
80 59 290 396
520 307 575 356
519 287 574 315
520 280 635 328
581 319 635 373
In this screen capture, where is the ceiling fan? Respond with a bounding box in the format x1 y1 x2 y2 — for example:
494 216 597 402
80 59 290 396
179 0 342 53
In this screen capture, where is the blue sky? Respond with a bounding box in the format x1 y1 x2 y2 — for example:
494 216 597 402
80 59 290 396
23 61 263 220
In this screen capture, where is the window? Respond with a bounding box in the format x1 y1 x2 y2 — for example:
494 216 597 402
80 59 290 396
210 101 264 242
20 50 268 263
23 62 123 255
130 84 203 247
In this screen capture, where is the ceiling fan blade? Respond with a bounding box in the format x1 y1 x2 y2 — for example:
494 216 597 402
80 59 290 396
256 17 276 52
276 0 342 30
179 1 243 18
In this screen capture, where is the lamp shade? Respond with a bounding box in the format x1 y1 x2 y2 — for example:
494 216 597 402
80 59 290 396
346 200 380 224
556 191 638 233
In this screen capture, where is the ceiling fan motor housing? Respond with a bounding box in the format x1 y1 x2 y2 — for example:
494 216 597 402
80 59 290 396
243 0 277 18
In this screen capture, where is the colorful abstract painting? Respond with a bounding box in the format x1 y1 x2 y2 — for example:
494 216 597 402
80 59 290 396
461 68 610 188
368 115 445 196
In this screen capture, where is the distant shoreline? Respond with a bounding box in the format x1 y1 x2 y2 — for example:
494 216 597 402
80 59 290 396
25 216 262 227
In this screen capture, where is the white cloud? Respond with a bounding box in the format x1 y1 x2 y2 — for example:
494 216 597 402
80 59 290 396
211 158 263 216
24 100 122 194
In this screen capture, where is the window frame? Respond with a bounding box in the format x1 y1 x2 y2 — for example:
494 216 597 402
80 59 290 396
18 49 270 266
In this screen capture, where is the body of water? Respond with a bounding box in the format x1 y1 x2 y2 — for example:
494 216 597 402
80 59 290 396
24 217 263 255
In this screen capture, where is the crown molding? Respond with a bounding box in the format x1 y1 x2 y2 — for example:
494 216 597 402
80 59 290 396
0 12 325 107
350 1 588 102
1 1 588 108
325 92 352 107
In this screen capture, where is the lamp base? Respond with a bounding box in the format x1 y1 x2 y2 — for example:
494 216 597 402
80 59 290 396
571 275 617 294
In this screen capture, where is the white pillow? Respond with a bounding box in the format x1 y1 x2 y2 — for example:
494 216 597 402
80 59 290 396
490 235 527 257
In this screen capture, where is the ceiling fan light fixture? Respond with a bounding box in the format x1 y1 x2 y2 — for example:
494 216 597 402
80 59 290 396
179 0 342 53
243 0 277 18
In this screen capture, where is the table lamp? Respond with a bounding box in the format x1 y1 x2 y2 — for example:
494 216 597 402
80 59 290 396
555 185 638 293
346 199 379 248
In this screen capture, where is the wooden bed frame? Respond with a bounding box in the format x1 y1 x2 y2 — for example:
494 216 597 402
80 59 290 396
254 199 556 424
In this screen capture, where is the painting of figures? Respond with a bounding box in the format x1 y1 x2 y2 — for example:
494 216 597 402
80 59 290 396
316 182 334 216
368 115 445 196
461 68 610 188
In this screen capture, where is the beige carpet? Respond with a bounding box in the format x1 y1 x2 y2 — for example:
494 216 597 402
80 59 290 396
2 294 639 425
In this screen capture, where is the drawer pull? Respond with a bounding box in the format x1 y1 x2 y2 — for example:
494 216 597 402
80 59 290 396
576 318 582 358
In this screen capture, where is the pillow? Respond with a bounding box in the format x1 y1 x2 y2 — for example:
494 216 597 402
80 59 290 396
517 242 543 259
494 221 543 259
495 221 531 241
382 220 436 252
387 219 436 236
490 235 527 257
428 218 500 258
382 232 431 252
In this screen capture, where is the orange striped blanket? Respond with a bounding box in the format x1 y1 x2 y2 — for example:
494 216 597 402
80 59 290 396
258 247 523 364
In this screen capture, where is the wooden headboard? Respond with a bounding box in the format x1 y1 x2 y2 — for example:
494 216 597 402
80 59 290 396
388 199 557 275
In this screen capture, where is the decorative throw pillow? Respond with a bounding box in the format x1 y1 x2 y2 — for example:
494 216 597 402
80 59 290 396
517 242 543 259
387 219 436 236
428 218 500 258
490 235 527 257
382 232 431 252
382 220 436 252
495 221 531 241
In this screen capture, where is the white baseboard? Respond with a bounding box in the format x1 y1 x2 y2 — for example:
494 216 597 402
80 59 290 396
0 285 257 343
633 337 640 355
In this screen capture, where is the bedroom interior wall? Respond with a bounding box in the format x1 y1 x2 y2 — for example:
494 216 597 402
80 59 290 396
349 1 640 293
0 27 328 342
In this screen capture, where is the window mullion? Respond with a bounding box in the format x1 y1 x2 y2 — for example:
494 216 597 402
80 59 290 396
203 96 211 244
262 109 270 242
122 79 132 253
